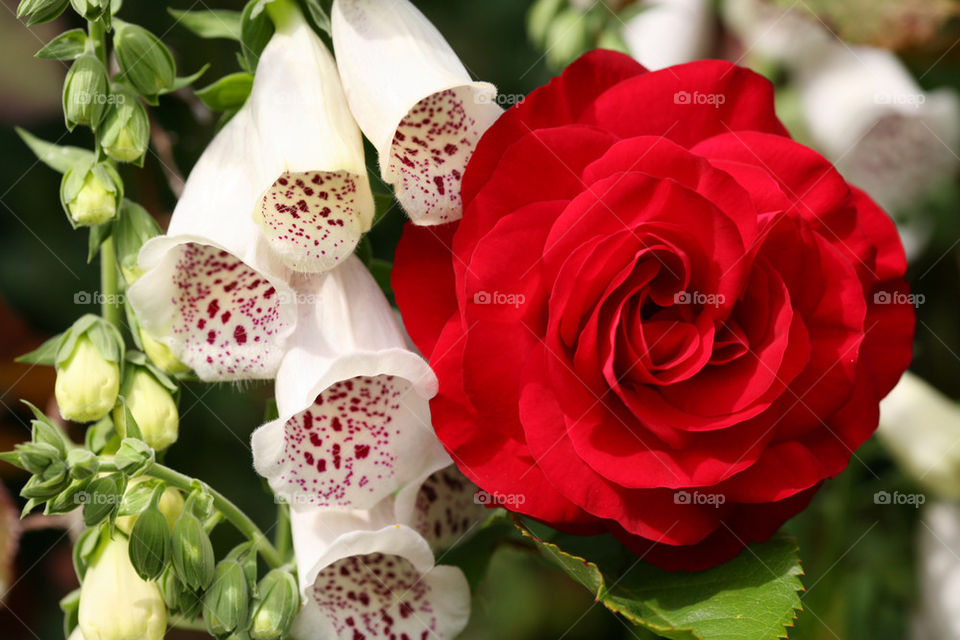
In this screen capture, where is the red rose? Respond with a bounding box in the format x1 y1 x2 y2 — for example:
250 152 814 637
392 50 915 570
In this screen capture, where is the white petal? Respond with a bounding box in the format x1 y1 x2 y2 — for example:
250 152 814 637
394 464 487 552
252 257 448 511
250 12 375 272
879 372 960 500
332 0 502 225
916 502 960 640
290 515 470 640
795 44 960 227
130 236 297 381
623 0 715 71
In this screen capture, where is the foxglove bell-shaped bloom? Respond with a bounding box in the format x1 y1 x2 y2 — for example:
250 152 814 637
331 0 503 225
129 7 374 381
289 478 471 640
252 256 450 512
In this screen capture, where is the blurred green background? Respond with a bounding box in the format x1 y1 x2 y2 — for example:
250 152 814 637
1 1 959 639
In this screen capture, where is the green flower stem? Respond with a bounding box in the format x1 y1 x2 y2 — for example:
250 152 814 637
87 19 107 66
101 460 285 568
99 236 121 327
275 501 292 559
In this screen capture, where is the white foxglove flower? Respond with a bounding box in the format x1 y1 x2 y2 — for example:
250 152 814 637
252 256 450 512
793 43 960 225
130 6 374 381
622 0 715 71
331 0 502 225
879 372 960 500
289 504 470 640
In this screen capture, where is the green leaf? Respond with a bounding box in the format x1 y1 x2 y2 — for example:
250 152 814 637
369 258 392 299
516 521 805 640
168 8 242 40
117 477 159 518
371 193 395 230
195 72 253 112
302 0 331 35
87 221 112 263
15 333 64 365
17 0 69 26
15 128 95 175
35 29 88 60
240 0 275 71
167 64 210 93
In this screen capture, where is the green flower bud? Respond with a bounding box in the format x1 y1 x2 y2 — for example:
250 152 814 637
249 570 299 640
45 477 91 514
139 330 191 376
128 505 172 580
171 511 215 590
545 9 592 70
20 458 69 499
203 560 250 637
70 0 106 20
67 448 100 479
114 438 155 476
101 85 150 164
60 162 122 227
79 536 167 640
114 22 176 100
113 367 179 451
17 0 70 26
17 441 62 475
55 335 120 422
63 54 109 131
116 477 184 535
81 474 122 526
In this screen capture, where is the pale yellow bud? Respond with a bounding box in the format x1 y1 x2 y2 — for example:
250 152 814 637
115 477 185 535
68 172 117 226
113 368 179 451
140 330 190 376
55 335 120 423
78 537 166 640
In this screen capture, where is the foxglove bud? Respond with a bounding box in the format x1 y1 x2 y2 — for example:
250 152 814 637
114 22 176 100
60 162 122 227
67 448 99 479
249 569 299 640
101 85 150 164
63 54 109 131
203 560 250 637
116 477 184 535
78 536 167 640
17 0 70 26
55 334 120 422
113 366 179 451
171 511 215 590
140 330 191 376
128 505 172 580
114 438 155 476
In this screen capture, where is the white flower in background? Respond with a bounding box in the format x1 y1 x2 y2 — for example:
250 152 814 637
914 502 960 640
288 465 478 640
793 44 960 228
722 0 960 261
129 3 374 381
879 372 960 500
331 0 503 225
252 256 451 512
622 0 715 70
